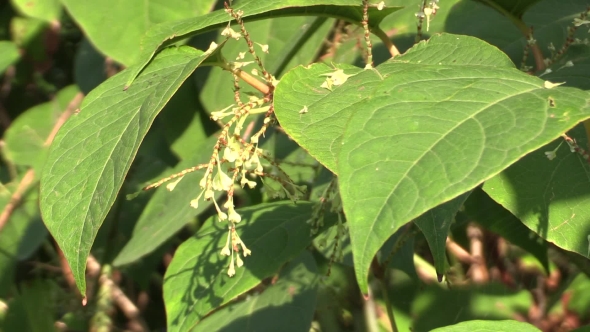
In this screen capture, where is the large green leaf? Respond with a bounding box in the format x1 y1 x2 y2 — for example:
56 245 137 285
0 41 19 74
430 320 540 332
113 134 220 266
274 33 590 293
126 0 401 88
164 201 333 331
475 0 542 18
483 124 590 258
193 251 318 332
414 192 470 277
61 0 216 66
10 0 61 22
40 45 218 297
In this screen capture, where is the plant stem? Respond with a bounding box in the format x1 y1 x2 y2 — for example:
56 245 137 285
233 68 270 95
373 28 400 58
378 273 398 332
371 257 399 332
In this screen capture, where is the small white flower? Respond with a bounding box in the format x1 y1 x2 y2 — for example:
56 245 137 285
228 206 242 223
220 231 231 256
256 43 269 53
227 255 236 277
166 176 184 191
544 150 557 160
221 26 241 40
236 254 244 267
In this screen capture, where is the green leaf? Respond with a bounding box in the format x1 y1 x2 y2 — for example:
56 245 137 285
542 45 590 91
164 201 332 331
0 41 19 74
113 134 220 266
193 251 318 332
74 38 108 95
160 78 211 158
274 33 590 293
126 0 401 88
557 273 590 321
483 124 590 258
1 280 58 332
11 0 61 22
462 187 550 273
475 0 542 18
61 0 216 66
414 192 470 277
4 85 79 170
379 225 419 280
445 0 588 68
412 282 533 330
40 45 217 297
10 17 48 63
201 16 333 114
0 185 46 297
430 320 541 332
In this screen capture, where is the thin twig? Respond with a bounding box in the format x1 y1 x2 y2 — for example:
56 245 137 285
467 224 489 283
363 284 379 332
378 276 398 332
0 169 35 233
446 237 474 264
87 255 149 331
361 0 374 67
232 69 270 95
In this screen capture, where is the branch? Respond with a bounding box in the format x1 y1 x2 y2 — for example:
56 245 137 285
87 255 149 331
467 224 489 283
372 28 400 58
232 69 270 95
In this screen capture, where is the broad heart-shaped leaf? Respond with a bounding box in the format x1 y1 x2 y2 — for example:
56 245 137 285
414 192 470 277
430 320 540 332
40 45 217 297
164 201 334 331
193 251 318 332
113 134 221 266
274 33 590 294
61 0 216 66
126 0 401 88
483 124 590 259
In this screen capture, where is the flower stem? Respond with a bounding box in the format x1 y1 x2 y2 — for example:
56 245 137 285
378 273 398 332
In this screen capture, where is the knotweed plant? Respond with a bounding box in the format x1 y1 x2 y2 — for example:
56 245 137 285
142 3 310 277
